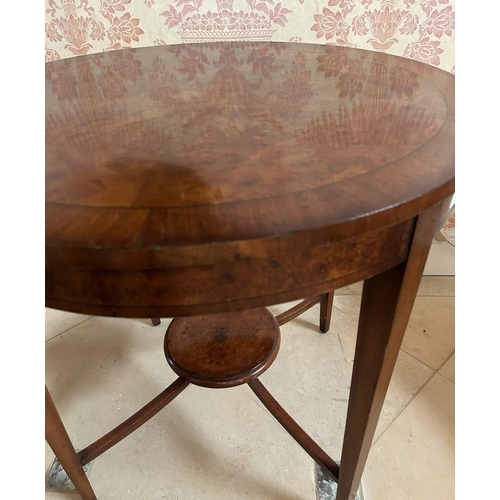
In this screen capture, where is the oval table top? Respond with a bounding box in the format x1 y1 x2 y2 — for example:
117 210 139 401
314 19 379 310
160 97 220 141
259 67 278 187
45 42 454 317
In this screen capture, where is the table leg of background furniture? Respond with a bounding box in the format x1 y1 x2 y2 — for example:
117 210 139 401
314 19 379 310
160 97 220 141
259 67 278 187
319 291 335 333
335 205 440 500
275 293 333 332
45 386 97 500
153 293 336 332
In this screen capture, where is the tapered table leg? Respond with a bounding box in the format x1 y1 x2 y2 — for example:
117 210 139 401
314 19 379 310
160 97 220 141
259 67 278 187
319 291 334 333
45 386 97 500
336 205 440 500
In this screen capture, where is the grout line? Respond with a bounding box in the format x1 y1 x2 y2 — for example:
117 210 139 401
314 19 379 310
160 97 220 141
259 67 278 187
435 350 455 372
416 294 455 297
332 304 359 322
370 366 438 448
337 331 348 362
434 351 455 382
45 316 95 344
399 348 439 372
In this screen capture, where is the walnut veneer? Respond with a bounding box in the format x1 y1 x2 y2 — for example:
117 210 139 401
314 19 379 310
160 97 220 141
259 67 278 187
45 42 454 500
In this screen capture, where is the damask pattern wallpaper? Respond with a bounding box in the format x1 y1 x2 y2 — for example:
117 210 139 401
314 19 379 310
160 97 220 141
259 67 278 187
45 0 455 73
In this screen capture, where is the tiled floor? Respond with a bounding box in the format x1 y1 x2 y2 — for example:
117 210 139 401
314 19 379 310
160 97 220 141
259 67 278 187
45 277 454 500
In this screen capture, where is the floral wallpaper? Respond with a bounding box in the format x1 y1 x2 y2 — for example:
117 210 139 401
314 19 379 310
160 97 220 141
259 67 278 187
45 0 455 73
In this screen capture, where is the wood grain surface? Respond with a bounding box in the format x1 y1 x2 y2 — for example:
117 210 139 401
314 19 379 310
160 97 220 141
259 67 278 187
45 42 454 317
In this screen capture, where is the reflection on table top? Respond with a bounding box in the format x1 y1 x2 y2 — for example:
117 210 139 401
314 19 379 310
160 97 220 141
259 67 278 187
46 42 454 249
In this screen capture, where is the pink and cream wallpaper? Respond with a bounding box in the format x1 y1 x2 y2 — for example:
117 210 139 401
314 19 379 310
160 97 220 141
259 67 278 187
45 0 455 72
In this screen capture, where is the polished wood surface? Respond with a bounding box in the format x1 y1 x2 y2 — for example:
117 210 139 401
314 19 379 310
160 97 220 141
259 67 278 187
275 295 324 326
319 291 335 334
45 42 454 500
165 308 280 388
337 204 440 500
45 42 454 317
152 291 335 331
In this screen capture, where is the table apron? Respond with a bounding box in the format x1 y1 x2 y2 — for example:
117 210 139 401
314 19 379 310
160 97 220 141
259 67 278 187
46 215 425 318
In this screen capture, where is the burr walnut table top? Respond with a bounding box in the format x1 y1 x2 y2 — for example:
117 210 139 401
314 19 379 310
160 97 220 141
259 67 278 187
45 42 454 317
165 308 280 388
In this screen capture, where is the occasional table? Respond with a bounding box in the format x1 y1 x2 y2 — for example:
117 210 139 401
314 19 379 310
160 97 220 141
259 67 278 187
45 42 454 500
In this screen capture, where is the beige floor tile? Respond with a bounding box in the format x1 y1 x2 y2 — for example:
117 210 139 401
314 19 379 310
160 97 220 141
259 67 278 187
331 315 359 362
45 281 453 499
423 241 455 276
330 295 361 322
373 351 434 442
335 281 364 296
362 373 454 500
326 280 455 325
257 302 433 455
49 386 317 500
401 297 455 370
440 227 455 246
332 288 455 371
439 353 455 383
417 276 455 297
258 306 354 460
268 275 453 307
267 299 301 318
311 296 444 444
45 308 92 342
46 316 317 500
